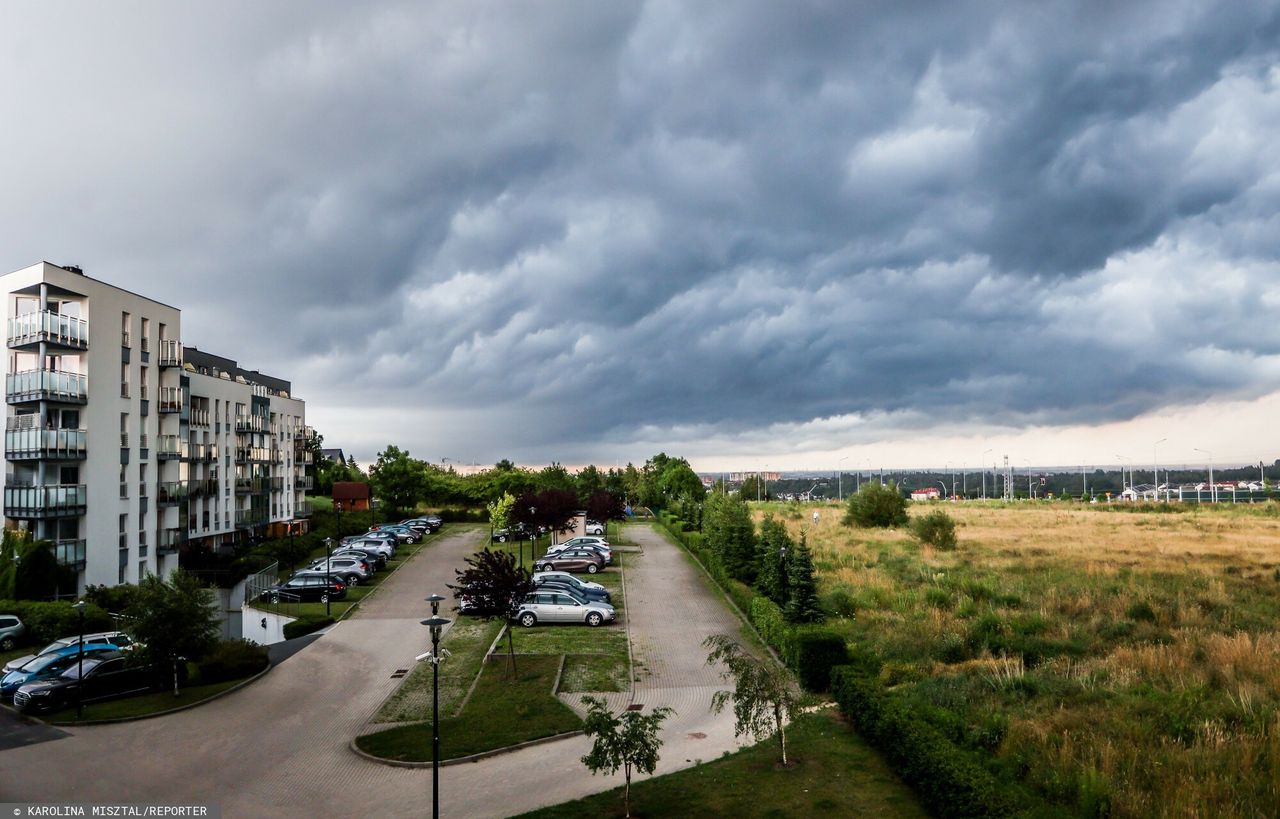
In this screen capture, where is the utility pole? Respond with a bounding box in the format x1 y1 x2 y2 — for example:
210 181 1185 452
982 448 991 500
1001 456 1013 502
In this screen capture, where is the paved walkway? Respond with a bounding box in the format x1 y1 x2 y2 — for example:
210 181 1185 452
0 524 748 818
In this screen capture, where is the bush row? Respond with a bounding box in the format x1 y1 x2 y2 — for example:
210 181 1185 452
830 665 1018 818
434 507 489 523
0 599 118 647
658 513 849 692
283 616 335 640
195 639 270 684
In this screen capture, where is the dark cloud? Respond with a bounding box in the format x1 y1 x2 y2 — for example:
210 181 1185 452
3 1 1280 463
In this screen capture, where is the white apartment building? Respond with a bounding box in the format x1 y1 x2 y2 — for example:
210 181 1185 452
3 262 312 592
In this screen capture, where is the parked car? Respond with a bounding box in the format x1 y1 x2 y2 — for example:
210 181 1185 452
3 630 136 675
422 514 443 531
492 523 531 542
356 531 399 552
398 519 431 535
1 643 118 700
534 549 606 574
12 651 158 714
260 575 347 603
533 579 612 605
370 524 418 543
517 591 616 627
545 540 611 565
585 520 606 535
306 557 372 585
332 545 386 569
343 537 395 558
0 614 25 651
531 570 606 593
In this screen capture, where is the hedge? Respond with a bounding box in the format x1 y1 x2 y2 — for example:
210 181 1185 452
830 666 1018 818
783 625 850 692
283 616 334 640
0 599 117 647
196 639 269 684
750 596 788 651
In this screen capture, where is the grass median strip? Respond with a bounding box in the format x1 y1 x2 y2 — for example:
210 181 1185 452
45 677 250 723
373 617 503 723
356 655 582 762
515 710 926 819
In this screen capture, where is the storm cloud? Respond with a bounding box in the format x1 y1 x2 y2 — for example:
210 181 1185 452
3 1 1279 465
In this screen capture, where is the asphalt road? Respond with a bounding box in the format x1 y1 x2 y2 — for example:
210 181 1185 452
0 523 747 818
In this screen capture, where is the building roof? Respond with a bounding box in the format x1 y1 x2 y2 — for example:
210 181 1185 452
333 482 371 501
184 346 292 395
320 448 346 464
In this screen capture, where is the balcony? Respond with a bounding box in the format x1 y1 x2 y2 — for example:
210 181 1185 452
121 330 131 347
234 477 260 494
155 435 187 460
190 443 218 463
235 508 267 528
235 415 266 433
158 527 186 555
5 427 88 460
295 501 313 519
189 408 210 427
188 478 217 498
158 339 183 368
295 475 313 491
157 480 188 506
54 538 87 570
6 370 87 405
3 484 86 518
8 311 89 351
158 386 183 414
270 447 283 464
269 477 285 492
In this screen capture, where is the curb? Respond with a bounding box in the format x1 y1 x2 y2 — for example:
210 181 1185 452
349 728 587 769
46 663 273 726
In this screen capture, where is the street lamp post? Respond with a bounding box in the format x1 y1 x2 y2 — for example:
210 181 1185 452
527 506 536 571
838 456 849 501
323 537 333 617
422 594 451 819
1153 438 1167 502
72 600 86 720
981 449 992 500
1116 455 1129 497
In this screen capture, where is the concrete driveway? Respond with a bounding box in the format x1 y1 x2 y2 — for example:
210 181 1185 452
0 523 748 818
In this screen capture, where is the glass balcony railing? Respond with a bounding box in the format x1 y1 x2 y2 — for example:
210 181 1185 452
235 415 266 433
157 480 188 506
295 501 313 518
3 484 86 518
155 435 187 460
6 370 87 404
158 386 183 413
4 428 87 460
235 508 268 528
189 408 211 427
8 311 89 350
295 475 313 491
158 527 185 554
158 339 183 368
54 538 87 569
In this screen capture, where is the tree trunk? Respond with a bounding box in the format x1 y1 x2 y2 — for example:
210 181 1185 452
624 763 632 818
775 703 787 766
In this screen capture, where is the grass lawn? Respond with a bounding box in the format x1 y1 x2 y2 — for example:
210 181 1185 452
756 499 1280 817
356 654 582 761
516 709 926 819
44 677 250 723
373 617 503 723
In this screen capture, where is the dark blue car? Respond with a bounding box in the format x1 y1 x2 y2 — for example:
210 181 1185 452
0 642 118 700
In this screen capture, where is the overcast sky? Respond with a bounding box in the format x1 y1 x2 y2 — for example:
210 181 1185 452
3 2 1279 472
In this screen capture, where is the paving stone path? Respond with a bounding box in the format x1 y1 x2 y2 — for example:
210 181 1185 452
0 523 748 818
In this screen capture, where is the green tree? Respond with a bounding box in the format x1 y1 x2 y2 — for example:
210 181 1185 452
447 549 531 674
785 534 823 624
911 509 958 550
369 445 427 515
843 481 908 528
755 515 792 606
537 462 576 492
580 695 674 818
486 491 516 533
704 492 758 583
705 634 799 766
126 569 221 695
576 464 604 504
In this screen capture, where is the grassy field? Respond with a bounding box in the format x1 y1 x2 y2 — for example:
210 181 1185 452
356 655 582 761
759 499 1280 818
516 709 926 819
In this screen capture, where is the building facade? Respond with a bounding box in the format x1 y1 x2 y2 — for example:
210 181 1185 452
2 262 311 592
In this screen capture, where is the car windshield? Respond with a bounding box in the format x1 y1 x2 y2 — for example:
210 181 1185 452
37 639 73 655
59 657 106 680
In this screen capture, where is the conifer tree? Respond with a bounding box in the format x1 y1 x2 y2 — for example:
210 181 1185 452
785 534 823 624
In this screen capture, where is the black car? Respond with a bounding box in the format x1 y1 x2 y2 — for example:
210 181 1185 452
493 523 531 542
260 575 347 603
13 651 156 714
533 578 612 604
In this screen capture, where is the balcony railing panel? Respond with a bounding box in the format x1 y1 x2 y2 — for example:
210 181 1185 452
55 539 87 569
155 435 187 460
8 311 89 350
158 339 183 368
157 480 188 506
158 386 183 413
4 428 87 460
235 415 266 433
294 475 313 490
295 501 313 518
6 370 88 404
158 527 186 554
3 484 87 518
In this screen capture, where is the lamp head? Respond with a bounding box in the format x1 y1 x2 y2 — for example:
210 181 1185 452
428 593 446 615
72 600 86 613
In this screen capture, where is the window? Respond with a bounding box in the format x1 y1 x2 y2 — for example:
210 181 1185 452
121 311 131 347
120 363 130 398
141 318 150 352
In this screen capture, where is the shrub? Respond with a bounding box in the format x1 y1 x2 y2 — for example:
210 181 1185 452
843 481 909 528
750 596 788 651
830 666 1019 817
823 586 859 618
435 507 488 523
782 626 849 691
81 583 139 614
0 599 116 646
195 639 269 684
911 510 958 550
283 616 334 640
1126 600 1158 623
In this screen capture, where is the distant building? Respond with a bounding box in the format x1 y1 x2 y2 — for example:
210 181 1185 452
910 487 941 501
319 448 345 465
332 481 371 512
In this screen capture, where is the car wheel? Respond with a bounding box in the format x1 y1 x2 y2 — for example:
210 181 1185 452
519 612 537 628
320 593 330 603
347 575 360 585
0 636 14 651
587 564 600 574
497 534 507 542
586 612 602 627
270 593 280 604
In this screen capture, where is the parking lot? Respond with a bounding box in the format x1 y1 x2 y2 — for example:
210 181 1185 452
0 523 749 818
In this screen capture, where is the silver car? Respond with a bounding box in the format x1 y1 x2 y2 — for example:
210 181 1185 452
306 557 372 585
516 591 616 627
